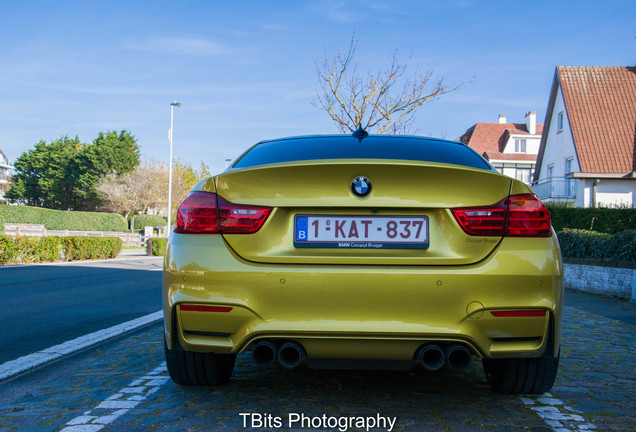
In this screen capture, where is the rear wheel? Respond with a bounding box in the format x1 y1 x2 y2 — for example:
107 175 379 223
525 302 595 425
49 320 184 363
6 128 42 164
164 337 236 386
482 351 559 394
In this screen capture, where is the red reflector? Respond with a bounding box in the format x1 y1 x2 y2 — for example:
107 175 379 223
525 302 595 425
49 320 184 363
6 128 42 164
451 194 551 238
491 310 546 317
179 305 233 313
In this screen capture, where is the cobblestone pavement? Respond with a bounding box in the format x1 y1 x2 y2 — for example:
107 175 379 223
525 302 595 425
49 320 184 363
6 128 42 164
0 294 634 432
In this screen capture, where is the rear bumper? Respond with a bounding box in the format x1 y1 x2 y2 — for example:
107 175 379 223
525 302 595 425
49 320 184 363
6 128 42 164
163 233 563 360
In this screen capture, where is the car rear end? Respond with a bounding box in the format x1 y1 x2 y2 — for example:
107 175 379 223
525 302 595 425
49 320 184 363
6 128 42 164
163 135 563 393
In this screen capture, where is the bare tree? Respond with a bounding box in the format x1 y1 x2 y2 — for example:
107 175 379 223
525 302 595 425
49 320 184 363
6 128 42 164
313 35 465 134
96 161 167 219
96 160 211 223
96 172 137 218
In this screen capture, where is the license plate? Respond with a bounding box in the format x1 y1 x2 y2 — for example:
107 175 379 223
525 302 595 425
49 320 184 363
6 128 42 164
294 215 429 249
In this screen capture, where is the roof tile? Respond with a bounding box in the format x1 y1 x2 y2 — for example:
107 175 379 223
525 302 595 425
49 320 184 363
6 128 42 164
558 66 636 173
459 123 542 158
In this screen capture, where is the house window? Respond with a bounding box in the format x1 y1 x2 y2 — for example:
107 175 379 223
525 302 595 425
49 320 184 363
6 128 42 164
514 139 527 153
547 164 554 179
557 112 564 133
565 157 574 174
515 168 531 184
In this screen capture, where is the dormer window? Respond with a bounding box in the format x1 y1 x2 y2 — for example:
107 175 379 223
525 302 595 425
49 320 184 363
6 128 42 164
514 139 527 153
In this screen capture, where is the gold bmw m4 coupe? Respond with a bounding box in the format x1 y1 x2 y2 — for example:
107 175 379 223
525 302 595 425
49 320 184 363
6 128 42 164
163 130 563 394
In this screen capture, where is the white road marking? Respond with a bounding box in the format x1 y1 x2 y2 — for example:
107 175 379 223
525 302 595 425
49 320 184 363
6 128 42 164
60 363 169 432
0 311 162 381
59 370 596 431
521 393 596 431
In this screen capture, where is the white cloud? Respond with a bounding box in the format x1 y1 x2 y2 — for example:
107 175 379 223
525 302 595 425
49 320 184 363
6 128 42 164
124 36 231 56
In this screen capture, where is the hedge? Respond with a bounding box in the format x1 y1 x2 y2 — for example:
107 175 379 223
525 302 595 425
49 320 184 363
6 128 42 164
0 235 122 265
547 206 636 234
145 230 636 262
62 237 122 261
131 214 168 231
557 229 636 263
0 204 127 232
151 238 167 256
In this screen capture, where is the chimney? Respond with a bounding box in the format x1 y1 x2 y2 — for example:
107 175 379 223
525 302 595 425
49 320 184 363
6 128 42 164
525 110 536 134
498 114 507 124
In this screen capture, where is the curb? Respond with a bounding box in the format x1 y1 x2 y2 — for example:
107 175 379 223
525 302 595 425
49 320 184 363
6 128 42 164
0 255 162 269
0 311 163 381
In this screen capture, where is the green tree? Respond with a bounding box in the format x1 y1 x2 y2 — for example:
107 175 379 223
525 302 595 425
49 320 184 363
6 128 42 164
7 130 139 211
7 136 82 208
69 130 140 210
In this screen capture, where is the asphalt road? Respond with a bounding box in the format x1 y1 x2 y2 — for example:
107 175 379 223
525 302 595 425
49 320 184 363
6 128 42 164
0 255 163 364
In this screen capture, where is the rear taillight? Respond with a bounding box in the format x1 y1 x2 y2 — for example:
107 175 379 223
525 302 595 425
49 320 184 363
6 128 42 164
174 192 271 234
451 200 508 236
506 194 552 237
175 192 219 233
451 194 551 238
217 196 271 233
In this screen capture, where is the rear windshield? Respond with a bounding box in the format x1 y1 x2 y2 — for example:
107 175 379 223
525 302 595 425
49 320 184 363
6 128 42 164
232 136 492 171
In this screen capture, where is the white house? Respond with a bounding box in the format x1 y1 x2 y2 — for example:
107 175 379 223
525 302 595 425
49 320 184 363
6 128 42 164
459 111 542 185
0 148 13 203
533 66 636 208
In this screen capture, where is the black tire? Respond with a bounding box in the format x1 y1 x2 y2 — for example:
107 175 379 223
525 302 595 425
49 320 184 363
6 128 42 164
164 337 236 386
482 351 559 394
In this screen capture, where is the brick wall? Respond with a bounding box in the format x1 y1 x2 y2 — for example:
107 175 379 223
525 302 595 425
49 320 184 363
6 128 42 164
564 263 635 303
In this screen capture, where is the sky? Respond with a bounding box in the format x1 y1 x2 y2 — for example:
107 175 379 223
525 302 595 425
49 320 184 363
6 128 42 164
1 0 635 175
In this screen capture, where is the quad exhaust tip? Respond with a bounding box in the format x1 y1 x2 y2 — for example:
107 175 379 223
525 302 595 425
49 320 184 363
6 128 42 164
252 340 470 371
416 343 472 371
277 342 306 369
416 344 446 371
446 345 472 371
251 341 278 365
251 340 307 369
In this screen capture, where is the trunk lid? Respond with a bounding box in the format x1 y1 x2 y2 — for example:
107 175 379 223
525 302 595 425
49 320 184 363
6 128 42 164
211 160 512 265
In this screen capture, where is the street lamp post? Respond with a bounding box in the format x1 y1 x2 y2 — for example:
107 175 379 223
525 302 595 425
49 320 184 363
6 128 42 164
168 101 181 232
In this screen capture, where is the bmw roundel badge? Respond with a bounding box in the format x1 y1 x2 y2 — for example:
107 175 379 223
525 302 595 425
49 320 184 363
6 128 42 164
351 176 372 197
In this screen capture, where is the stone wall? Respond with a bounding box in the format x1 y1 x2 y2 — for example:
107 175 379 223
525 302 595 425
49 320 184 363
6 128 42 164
3 223 144 247
564 263 635 303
